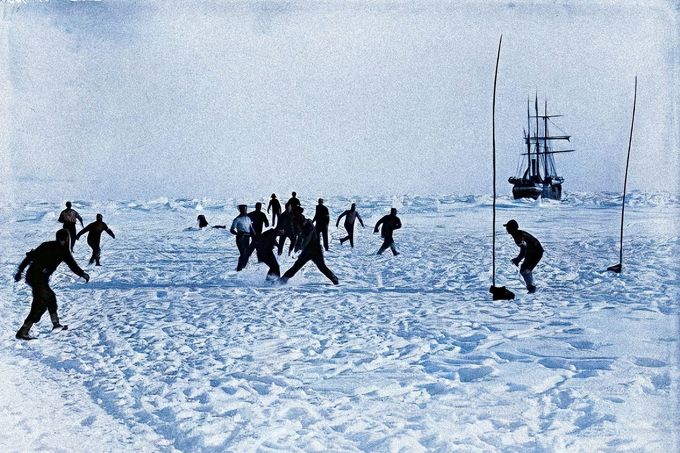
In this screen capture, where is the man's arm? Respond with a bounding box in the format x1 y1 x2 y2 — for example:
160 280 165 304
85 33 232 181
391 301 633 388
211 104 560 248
63 253 89 282
394 218 402 230
14 250 35 281
76 212 84 227
336 211 346 227
106 229 116 239
357 213 365 227
374 216 385 233
263 214 269 228
76 223 92 240
511 236 526 266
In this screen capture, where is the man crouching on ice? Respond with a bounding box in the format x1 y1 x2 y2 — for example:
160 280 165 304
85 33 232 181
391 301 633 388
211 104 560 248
14 229 90 340
504 219 543 294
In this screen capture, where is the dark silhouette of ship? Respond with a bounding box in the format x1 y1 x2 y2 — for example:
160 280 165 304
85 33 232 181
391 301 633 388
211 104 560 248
509 96 575 200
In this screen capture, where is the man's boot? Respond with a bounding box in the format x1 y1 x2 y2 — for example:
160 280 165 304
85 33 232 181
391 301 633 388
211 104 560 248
15 322 34 340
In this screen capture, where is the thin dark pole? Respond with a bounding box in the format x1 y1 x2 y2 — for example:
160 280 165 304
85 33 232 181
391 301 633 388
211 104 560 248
492 35 502 287
618 76 637 267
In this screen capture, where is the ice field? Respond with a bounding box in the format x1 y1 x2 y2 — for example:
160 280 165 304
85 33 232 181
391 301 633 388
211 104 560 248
0 193 678 452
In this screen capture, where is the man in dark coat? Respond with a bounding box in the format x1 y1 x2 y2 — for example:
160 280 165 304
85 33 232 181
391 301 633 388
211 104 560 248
280 208 338 285
267 193 282 227
374 208 402 256
248 202 270 236
276 203 297 256
76 214 116 266
14 229 90 340
336 203 364 248
505 219 543 293
249 227 283 281
287 191 301 209
312 198 330 251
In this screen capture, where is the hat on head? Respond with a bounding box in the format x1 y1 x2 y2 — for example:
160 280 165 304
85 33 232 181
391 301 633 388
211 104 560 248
503 219 519 231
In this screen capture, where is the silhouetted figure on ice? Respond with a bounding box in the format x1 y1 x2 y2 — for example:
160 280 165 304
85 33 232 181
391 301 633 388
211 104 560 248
197 215 209 229
267 193 282 227
280 208 338 285
312 198 330 251
14 229 90 340
287 192 301 209
76 214 115 266
504 219 543 293
230 204 256 271
336 203 364 248
276 203 297 256
248 202 270 236
374 208 402 256
249 227 284 281
58 201 84 251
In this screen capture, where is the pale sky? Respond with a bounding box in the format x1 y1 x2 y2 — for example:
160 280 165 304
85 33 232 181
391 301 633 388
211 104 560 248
0 0 678 201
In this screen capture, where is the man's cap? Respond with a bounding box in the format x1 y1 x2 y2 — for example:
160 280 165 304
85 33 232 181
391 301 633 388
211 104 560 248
238 204 247 209
318 198 323 203
504 219 519 230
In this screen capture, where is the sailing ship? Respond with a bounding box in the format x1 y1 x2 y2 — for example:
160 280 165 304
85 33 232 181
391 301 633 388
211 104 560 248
508 96 575 200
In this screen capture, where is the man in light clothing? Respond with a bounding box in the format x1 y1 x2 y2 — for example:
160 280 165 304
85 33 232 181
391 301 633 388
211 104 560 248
230 204 256 271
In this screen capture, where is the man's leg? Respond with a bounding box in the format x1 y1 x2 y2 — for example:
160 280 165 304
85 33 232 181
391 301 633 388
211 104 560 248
281 255 311 281
311 255 339 284
520 251 542 293
262 253 280 279
347 224 355 248
16 281 49 339
321 226 329 251
377 239 391 255
44 286 63 328
68 224 77 251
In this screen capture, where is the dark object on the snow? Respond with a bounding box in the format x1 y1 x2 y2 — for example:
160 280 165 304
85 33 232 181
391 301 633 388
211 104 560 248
280 214 338 285
489 285 515 301
197 215 209 229
608 76 637 274
312 198 330 251
374 208 402 256
76 214 115 266
336 203 364 248
14 229 90 340
58 201 84 251
268 194 282 227
248 202 270 236
489 35 514 300
505 219 544 293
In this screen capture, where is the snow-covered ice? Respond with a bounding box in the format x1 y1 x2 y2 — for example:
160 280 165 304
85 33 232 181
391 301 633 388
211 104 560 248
1 193 678 452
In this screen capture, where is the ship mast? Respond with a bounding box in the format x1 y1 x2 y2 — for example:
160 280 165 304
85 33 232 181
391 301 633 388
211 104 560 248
544 99 549 178
526 98 531 178
534 94 540 181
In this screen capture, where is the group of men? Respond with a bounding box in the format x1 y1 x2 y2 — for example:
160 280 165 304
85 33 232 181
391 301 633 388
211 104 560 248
13 196 545 341
209 192 405 285
14 202 116 340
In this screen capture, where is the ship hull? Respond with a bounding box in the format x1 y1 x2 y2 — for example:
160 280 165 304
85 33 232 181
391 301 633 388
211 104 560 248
511 182 562 200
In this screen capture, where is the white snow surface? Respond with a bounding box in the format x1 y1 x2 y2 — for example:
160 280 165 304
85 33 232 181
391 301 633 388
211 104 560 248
1 193 678 452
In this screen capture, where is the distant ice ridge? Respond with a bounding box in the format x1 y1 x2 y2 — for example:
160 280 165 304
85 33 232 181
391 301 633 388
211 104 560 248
2 191 678 217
